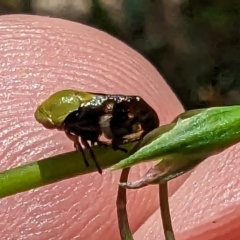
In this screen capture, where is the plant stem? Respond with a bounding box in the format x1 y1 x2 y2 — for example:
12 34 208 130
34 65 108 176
117 168 134 240
159 182 175 240
0 143 136 199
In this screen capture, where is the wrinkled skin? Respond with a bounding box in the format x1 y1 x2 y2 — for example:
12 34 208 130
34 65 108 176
0 14 239 240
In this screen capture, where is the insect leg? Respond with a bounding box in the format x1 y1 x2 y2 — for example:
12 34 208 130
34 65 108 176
111 138 128 153
81 138 103 174
138 111 159 138
65 131 89 167
110 116 139 153
96 140 109 147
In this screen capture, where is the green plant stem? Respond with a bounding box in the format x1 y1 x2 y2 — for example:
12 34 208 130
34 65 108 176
0 143 136 199
159 183 175 240
116 168 134 240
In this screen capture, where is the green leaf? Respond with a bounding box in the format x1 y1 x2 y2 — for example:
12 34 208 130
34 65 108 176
109 106 240 188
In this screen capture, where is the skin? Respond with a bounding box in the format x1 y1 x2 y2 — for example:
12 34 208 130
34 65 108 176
0 14 239 240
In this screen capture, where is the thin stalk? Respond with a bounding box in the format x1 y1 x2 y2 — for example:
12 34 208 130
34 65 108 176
0 143 136 199
117 168 134 240
159 182 175 240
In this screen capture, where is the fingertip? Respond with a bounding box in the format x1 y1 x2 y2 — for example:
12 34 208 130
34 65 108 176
0 14 186 240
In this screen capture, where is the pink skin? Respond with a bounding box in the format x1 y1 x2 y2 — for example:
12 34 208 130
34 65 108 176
0 14 238 240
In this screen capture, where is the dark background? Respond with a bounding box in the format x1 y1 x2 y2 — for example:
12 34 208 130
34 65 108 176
3 0 240 110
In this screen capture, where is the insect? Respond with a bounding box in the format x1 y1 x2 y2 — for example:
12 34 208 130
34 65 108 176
34 89 159 174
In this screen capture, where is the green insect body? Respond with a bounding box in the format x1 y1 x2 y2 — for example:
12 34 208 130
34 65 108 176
109 106 240 188
34 90 94 129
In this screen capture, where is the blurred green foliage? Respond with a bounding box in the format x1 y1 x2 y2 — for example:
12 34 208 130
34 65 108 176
0 0 30 13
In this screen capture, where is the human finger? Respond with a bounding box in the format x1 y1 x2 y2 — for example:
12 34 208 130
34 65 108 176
0 14 186 240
